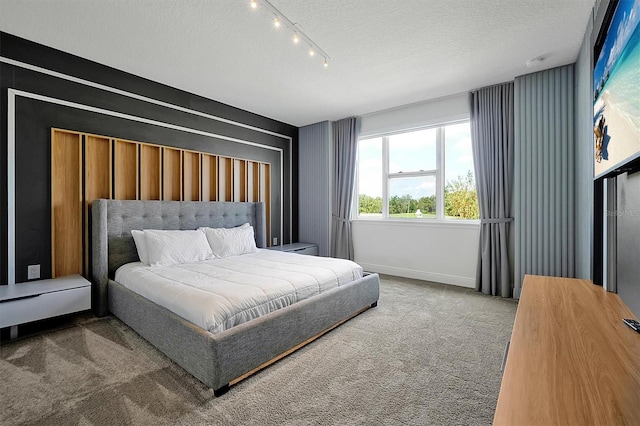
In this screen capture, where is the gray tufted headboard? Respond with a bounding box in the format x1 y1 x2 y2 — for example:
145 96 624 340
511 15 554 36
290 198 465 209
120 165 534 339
91 199 267 316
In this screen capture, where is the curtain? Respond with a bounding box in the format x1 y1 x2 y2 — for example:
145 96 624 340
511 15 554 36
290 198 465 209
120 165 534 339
331 117 360 259
513 67 575 295
470 82 514 297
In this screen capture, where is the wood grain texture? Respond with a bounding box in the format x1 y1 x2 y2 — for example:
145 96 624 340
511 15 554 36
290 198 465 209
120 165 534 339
261 163 271 245
139 144 161 200
201 154 217 202
234 159 248 202
84 135 112 273
220 157 233 202
50 128 272 278
249 161 259 202
51 129 82 277
163 147 182 201
494 275 640 426
113 140 138 200
182 151 200 201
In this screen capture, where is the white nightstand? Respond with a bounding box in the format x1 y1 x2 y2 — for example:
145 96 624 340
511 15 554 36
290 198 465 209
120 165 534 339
267 242 319 256
0 274 91 331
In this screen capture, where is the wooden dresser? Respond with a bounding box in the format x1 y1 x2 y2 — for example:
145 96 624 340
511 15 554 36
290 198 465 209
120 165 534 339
494 275 640 425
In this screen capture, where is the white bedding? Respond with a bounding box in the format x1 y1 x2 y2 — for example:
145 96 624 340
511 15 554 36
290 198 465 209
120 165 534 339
114 249 363 334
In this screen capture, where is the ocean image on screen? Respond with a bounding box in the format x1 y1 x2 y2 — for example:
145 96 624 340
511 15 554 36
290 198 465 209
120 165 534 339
594 0 640 177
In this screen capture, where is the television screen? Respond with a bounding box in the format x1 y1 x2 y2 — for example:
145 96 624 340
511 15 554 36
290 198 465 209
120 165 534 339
594 0 640 177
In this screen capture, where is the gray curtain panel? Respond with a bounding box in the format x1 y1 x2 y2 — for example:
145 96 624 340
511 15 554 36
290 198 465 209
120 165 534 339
331 117 361 260
470 83 514 297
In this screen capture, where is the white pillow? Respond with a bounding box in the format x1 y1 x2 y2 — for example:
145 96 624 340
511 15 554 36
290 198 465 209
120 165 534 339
201 225 257 258
143 229 214 266
131 230 149 265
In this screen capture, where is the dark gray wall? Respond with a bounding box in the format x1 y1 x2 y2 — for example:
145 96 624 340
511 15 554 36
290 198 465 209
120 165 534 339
0 32 298 284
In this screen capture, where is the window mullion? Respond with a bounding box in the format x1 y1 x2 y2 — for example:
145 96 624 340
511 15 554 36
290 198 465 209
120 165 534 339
436 127 445 219
382 136 389 218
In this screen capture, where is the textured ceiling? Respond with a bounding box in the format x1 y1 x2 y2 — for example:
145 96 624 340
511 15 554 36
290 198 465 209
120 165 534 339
0 0 595 127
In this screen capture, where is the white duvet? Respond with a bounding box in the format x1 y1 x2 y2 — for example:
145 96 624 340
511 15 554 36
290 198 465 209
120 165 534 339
114 249 363 334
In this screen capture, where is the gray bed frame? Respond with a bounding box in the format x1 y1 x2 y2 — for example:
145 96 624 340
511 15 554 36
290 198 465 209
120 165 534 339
91 199 380 396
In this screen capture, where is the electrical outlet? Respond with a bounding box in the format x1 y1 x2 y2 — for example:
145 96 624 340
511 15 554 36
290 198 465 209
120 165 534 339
27 264 40 280
273 237 278 246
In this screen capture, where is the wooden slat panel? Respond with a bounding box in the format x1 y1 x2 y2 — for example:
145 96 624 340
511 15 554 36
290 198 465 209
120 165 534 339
50 128 275 280
113 140 138 200
201 154 218 201
260 163 271 246
182 151 201 201
249 162 260 202
84 135 112 275
139 144 161 200
163 147 182 201
219 157 233 202
51 129 82 277
239 160 248 202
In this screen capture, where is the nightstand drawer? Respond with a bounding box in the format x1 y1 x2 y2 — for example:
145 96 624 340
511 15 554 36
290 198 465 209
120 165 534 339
288 246 319 256
267 242 319 256
0 285 91 328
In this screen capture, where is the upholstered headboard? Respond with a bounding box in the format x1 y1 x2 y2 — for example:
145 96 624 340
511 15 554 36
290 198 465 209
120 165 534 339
91 199 267 316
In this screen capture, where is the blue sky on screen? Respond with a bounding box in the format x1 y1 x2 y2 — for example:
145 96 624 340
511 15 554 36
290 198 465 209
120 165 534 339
594 0 640 94
358 122 474 199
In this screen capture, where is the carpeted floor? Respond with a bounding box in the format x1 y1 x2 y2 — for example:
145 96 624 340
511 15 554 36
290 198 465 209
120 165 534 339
0 275 517 426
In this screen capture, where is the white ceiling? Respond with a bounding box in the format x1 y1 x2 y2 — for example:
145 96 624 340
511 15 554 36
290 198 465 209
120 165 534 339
0 0 595 127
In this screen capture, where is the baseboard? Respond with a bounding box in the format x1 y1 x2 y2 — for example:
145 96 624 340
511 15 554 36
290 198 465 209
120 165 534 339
358 263 475 288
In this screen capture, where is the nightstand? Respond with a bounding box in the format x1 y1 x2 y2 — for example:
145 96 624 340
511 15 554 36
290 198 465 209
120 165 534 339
0 274 91 331
267 242 319 256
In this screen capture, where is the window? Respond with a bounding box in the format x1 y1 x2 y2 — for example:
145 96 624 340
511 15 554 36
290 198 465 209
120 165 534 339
356 121 478 220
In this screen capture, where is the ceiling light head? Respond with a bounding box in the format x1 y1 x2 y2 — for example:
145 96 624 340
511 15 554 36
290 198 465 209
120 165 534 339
250 0 257 9
274 17 281 28
323 58 328 68
293 33 300 44
309 46 315 57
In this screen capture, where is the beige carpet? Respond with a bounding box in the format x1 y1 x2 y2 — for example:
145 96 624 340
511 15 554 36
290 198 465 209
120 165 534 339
0 275 517 425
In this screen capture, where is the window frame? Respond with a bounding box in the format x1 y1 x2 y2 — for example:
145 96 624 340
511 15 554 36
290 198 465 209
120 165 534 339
354 120 478 223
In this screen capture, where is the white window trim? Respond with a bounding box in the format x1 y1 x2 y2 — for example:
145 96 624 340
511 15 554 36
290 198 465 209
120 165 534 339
354 120 478 224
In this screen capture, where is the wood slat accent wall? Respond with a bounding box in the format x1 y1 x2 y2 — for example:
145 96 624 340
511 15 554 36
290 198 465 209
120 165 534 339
51 128 272 278
51 130 83 278
139 144 161 200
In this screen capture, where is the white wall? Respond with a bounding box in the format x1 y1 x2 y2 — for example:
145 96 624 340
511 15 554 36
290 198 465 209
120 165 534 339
355 92 478 288
353 220 480 288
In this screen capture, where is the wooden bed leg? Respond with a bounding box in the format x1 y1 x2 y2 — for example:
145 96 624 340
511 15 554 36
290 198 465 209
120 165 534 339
370 301 378 308
214 384 230 397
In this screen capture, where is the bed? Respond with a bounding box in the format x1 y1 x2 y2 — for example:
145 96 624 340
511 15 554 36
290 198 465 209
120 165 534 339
91 199 380 396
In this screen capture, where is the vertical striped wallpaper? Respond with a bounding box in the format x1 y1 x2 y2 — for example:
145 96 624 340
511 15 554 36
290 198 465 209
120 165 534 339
514 65 575 295
299 121 332 256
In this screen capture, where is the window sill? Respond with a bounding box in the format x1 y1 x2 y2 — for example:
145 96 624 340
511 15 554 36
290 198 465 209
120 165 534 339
351 218 480 229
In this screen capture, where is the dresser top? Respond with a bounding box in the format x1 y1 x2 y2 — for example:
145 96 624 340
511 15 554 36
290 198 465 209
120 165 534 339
494 275 640 425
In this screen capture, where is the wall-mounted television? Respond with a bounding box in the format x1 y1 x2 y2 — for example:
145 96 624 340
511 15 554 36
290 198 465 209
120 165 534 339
594 0 640 178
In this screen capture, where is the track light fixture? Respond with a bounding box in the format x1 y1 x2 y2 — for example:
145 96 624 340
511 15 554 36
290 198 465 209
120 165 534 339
249 0 330 68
